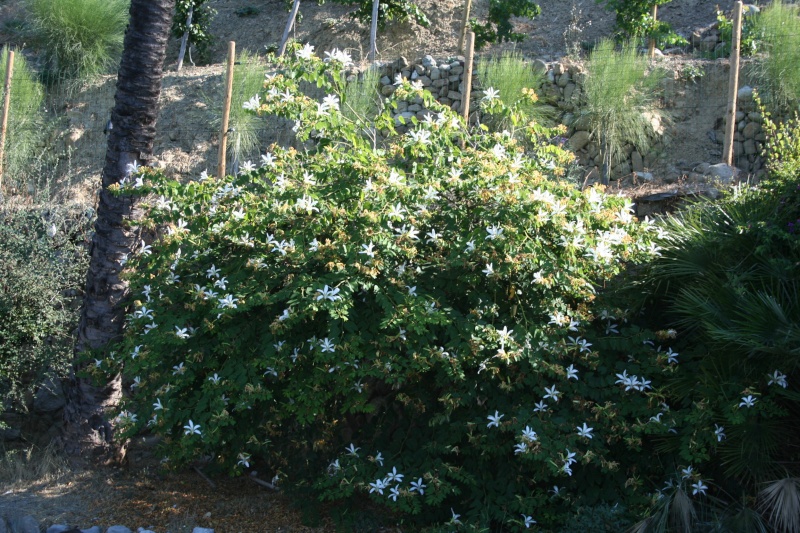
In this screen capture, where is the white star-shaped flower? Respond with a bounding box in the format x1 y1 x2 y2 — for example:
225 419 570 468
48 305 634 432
183 419 202 435
486 410 504 428
576 422 594 439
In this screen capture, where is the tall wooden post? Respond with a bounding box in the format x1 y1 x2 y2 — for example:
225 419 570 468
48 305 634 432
648 4 658 58
368 0 379 62
0 48 14 192
176 3 194 71
722 1 743 167
461 32 475 123
278 0 301 57
458 0 473 54
218 41 235 180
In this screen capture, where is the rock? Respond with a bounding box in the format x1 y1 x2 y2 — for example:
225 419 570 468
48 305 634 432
191 529 214 533
734 141 744 156
105 527 132 533
6 515 38 533
447 90 462 101
136 529 156 533
380 84 396 97
572 113 591 132
706 163 737 182
634 171 654 182
553 62 565 76
613 161 631 178
563 82 576 101
568 131 591 151
743 122 761 139
417 75 431 87
0 426 21 441
735 111 746 121
738 85 754 101
34 377 65 413
421 55 437 69
631 151 644 172
429 67 440 80
531 59 548 74
743 4 760 16
46 526 69 533
744 139 757 155
557 73 570 88
449 65 464 75
737 120 746 132
82 527 101 533
693 162 711 174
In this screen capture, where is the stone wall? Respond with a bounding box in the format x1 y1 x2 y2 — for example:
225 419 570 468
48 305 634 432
373 54 668 181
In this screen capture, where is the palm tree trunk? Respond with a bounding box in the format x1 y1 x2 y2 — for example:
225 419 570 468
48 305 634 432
62 0 175 461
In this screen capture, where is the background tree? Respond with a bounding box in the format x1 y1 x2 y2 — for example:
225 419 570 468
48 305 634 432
61 0 175 459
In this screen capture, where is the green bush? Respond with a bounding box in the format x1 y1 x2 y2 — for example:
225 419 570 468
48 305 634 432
0 48 46 191
328 0 429 32
0 205 92 417
94 47 700 530
172 0 216 66
470 0 541 50
24 0 129 83
595 0 686 47
631 171 800 529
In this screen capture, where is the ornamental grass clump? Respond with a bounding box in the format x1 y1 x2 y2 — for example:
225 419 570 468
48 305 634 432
583 38 664 183
752 0 800 114
0 48 45 190
95 43 708 530
24 0 129 84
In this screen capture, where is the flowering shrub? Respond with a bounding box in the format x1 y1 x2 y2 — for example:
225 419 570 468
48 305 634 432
94 45 705 529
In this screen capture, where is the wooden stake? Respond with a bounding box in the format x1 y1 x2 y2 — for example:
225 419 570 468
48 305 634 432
278 0 301 57
368 0 379 62
176 3 194 71
458 0 473 54
0 48 14 192
193 466 217 488
461 31 475 123
218 41 235 180
722 1 743 167
648 4 658 58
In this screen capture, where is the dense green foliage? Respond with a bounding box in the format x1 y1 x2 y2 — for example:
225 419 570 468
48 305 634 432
595 0 686 47
327 0 430 31
24 0 129 82
470 0 541 50
628 108 800 532
0 206 92 417
82 43 800 531
172 0 217 66
98 46 684 530
0 48 46 191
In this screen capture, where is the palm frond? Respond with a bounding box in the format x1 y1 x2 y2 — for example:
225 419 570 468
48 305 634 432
759 478 800 533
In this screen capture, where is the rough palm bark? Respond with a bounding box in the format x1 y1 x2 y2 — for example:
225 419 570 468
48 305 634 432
62 0 175 461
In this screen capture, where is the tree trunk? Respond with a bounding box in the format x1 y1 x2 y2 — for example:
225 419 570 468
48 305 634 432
278 0 301 57
62 0 175 462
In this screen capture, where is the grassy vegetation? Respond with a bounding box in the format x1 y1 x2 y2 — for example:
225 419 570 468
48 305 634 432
210 50 266 170
24 0 129 84
476 51 552 128
583 38 662 181
342 66 382 127
753 0 800 114
0 47 46 191
0 442 69 485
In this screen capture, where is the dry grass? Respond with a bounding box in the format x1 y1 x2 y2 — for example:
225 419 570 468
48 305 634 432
0 442 71 487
